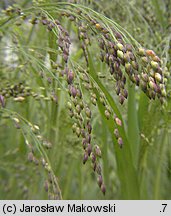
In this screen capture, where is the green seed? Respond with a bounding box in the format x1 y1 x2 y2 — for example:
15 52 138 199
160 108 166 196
154 73 162 82
150 61 158 69
117 50 124 59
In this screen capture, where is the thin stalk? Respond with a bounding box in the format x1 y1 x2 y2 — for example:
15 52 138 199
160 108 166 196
128 83 140 166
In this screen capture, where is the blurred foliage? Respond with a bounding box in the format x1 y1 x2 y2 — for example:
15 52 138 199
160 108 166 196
0 0 171 200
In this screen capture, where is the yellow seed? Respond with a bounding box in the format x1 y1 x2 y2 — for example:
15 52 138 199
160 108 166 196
150 61 158 69
95 23 102 30
34 125 40 130
115 117 122 126
13 96 25 102
154 73 162 82
13 117 20 123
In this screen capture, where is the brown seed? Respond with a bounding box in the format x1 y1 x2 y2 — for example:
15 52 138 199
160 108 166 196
67 70 74 84
69 85 77 98
118 137 123 148
87 143 92 156
0 95 5 107
115 32 123 39
87 121 92 134
152 55 161 62
101 183 106 195
91 153 96 163
81 129 86 138
96 163 102 175
44 180 49 192
93 162 97 172
114 116 122 126
114 128 119 139
85 107 91 118
86 134 91 143
146 49 155 57
141 73 149 82
97 175 103 187
28 152 34 162
123 89 128 99
125 62 132 74
83 153 88 164
95 145 102 157
119 94 125 105
82 138 87 149
105 110 110 119
125 44 132 51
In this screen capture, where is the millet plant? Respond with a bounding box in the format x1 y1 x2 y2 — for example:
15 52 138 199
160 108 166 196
0 0 171 199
